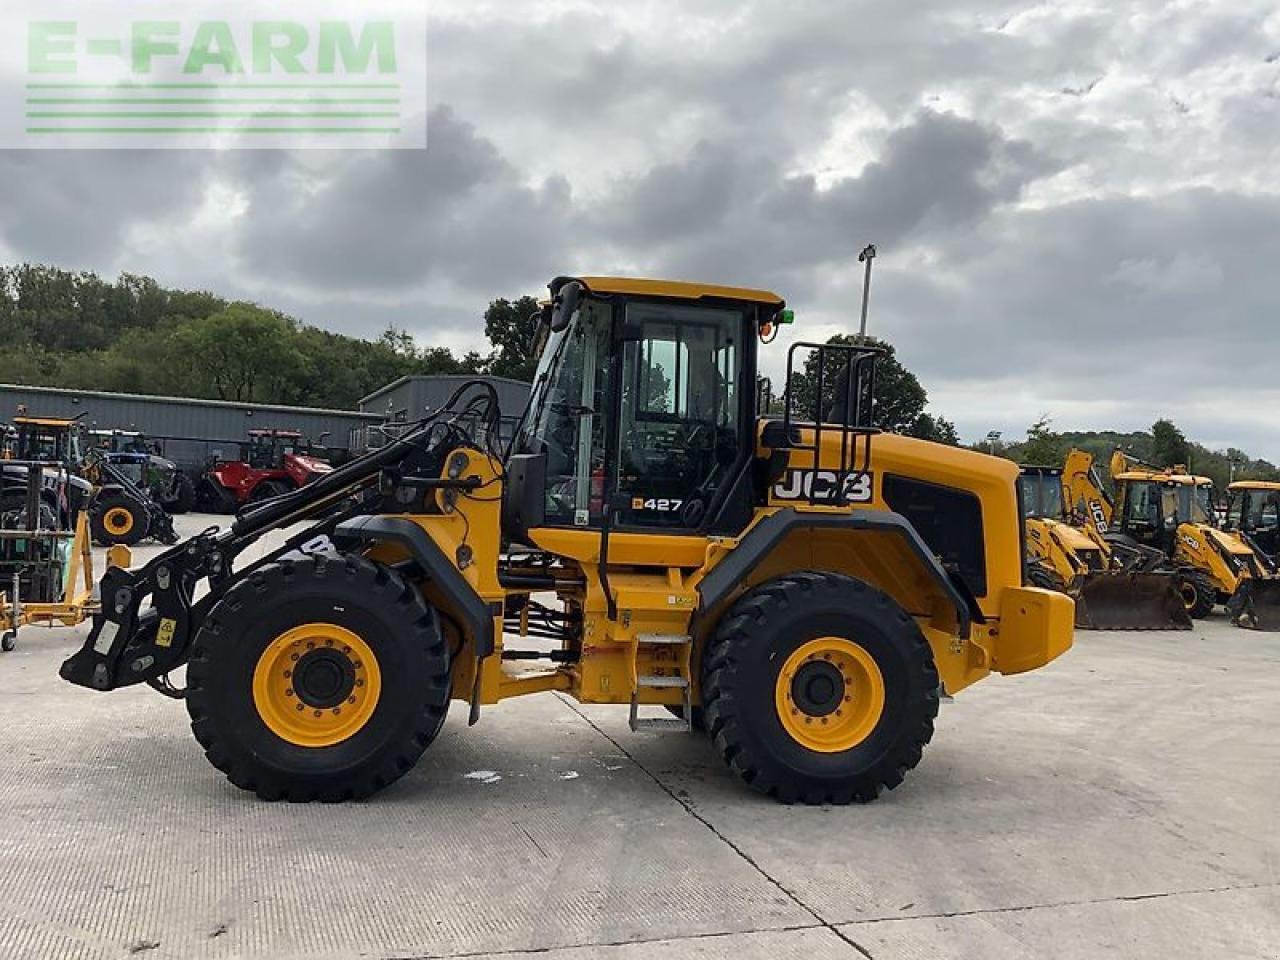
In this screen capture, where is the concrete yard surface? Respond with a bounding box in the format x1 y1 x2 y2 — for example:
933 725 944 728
1 515 1277 959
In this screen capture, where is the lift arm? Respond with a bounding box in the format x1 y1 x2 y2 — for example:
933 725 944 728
60 387 500 693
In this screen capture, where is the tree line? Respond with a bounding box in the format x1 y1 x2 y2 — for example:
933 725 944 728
987 416 1279 488
0 265 539 409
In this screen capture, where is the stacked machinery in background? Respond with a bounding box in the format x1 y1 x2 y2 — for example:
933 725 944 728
1020 464 1191 630
1063 448 1280 630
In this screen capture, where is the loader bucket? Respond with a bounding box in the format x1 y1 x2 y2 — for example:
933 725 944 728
1073 572 1193 631
1231 579 1280 631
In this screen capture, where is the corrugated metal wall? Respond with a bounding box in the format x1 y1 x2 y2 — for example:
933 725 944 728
0 384 381 470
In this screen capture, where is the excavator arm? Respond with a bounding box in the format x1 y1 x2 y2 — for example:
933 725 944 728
1063 449 1113 536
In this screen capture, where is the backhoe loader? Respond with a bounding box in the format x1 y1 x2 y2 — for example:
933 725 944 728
1065 448 1280 629
60 276 1072 804
1020 466 1190 630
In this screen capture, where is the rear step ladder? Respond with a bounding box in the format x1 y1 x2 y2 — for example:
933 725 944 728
628 633 693 732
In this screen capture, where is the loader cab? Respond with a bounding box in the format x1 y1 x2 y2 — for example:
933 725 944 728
11 417 83 466
506 277 784 545
1114 472 1214 550
246 430 310 469
1227 482 1280 557
1018 467 1066 520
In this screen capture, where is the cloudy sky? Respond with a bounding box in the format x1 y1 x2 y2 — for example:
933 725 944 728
2 1 1278 458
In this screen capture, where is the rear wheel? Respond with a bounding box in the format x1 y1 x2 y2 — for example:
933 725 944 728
186 554 452 801
702 572 939 804
90 492 149 546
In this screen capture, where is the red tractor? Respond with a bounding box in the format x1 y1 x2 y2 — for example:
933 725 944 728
198 429 333 512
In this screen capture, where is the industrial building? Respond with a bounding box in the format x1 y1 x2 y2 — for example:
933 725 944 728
0 383 383 470
0 376 532 470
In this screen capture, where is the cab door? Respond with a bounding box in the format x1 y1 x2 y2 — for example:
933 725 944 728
611 300 750 533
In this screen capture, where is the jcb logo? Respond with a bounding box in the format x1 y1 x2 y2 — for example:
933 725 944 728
773 470 874 505
1181 534 1201 552
1087 499 1108 534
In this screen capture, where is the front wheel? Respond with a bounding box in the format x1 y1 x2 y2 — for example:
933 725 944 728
186 554 452 801
90 493 149 546
168 474 196 514
702 572 939 804
248 480 293 504
1177 574 1215 619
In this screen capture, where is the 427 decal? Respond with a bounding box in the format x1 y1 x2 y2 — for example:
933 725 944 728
631 497 684 513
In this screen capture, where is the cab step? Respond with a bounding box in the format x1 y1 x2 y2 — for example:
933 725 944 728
629 676 692 732
637 633 690 645
627 634 694 733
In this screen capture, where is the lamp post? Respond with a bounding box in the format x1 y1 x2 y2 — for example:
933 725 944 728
985 430 1002 454
857 244 877 342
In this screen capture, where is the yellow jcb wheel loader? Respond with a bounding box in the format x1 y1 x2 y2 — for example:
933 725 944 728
1019 466 1190 631
60 276 1073 804
1066 448 1280 630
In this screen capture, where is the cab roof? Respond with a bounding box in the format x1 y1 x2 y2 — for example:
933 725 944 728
570 276 785 307
1229 480 1280 491
13 416 76 428
1020 465 1063 476
1115 471 1212 486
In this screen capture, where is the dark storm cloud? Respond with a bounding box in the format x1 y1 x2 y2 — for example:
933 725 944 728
0 149 213 263
590 110 1060 295
233 106 573 293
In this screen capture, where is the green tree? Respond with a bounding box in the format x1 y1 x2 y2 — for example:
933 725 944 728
483 295 541 382
785 334 953 441
911 412 960 446
1151 419 1191 467
170 303 303 402
1020 416 1066 466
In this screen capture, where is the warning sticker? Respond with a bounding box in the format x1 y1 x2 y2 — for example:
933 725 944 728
156 618 177 649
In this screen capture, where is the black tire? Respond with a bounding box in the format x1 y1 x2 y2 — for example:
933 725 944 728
90 492 149 546
1 632 15 653
702 572 939 804
186 554 452 801
200 477 241 515
1177 574 1215 619
0 492 51 529
248 480 292 503
169 474 196 514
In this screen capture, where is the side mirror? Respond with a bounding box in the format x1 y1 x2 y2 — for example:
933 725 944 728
550 281 583 332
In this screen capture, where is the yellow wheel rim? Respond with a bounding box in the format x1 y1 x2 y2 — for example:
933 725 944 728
1179 582 1198 612
775 637 885 753
104 507 134 536
252 623 382 748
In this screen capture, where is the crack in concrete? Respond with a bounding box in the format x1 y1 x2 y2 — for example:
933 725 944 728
840 879 1280 927
552 694 876 960
406 921 828 959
